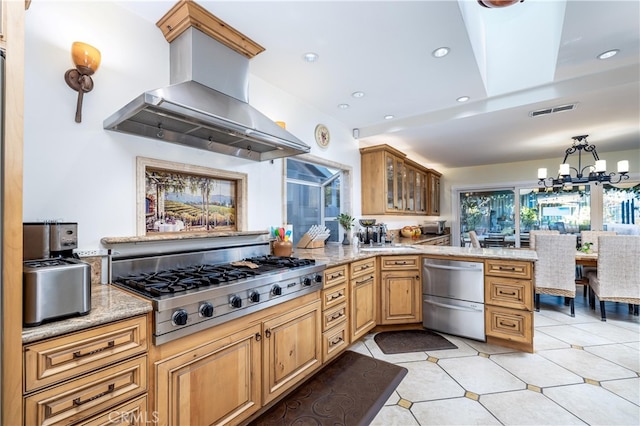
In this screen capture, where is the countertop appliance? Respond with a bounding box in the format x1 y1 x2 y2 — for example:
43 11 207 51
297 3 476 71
422 220 446 235
422 258 485 341
23 258 91 327
22 222 92 326
110 241 326 345
23 222 79 260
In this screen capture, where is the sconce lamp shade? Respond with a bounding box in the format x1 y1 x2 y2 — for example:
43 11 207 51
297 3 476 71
477 0 523 7
65 41 101 123
71 41 101 75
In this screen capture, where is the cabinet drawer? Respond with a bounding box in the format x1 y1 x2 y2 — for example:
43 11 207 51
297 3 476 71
380 255 419 270
324 264 348 289
485 277 533 311
76 395 148 426
24 355 148 426
322 302 347 332
485 260 532 279
24 315 148 393
485 306 533 344
322 322 349 363
322 283 347 310
350 258 376 278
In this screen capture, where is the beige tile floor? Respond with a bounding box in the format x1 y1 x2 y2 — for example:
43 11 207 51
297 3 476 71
349 293 640 425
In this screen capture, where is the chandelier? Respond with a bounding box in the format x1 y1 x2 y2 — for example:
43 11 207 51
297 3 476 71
537 135 630 188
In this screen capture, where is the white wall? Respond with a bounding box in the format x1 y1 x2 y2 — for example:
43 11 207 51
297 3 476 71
23 1 361 250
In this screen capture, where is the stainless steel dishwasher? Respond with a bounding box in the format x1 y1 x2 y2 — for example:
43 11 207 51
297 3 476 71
422 258 485 341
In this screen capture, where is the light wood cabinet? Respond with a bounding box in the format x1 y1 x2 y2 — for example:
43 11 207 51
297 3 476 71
417 234 451 246
320 264 349 362
76 395 149 426
349 258 377 341
262 300 322 404
155 323 262 425
360 144 440 216
484 259 534 353
154 298 321 424
380 256 422 324
24 356 148 426
23 315 149 426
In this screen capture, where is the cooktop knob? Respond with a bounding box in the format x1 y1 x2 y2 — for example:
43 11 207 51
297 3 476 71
303 277 312 286
249 291 260 303
272 285 282 296
314 274 323 283
230 295 242 308
199 302 214 317
172 309 188 326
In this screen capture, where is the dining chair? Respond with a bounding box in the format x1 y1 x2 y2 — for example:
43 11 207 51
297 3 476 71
576 231 617 298
534 234 578 317
586 235 640 321
528 230 560 250
468 230 481 248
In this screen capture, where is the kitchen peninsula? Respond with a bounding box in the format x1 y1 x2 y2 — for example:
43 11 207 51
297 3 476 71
21 235 537 425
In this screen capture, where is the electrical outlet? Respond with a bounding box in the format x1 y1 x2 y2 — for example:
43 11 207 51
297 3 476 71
73 249 108 257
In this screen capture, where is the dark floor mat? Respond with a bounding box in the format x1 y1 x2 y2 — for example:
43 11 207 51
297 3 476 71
374 329 457 354
249 350 407 426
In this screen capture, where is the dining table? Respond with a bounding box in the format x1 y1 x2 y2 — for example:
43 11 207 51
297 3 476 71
575 251 598 267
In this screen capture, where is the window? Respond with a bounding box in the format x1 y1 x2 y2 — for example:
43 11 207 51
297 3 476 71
602 182 640 235
455 180 640 247
459 189 515 247
286 158 351 245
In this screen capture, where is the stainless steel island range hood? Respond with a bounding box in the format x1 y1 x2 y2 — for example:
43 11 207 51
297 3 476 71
104 0 310 161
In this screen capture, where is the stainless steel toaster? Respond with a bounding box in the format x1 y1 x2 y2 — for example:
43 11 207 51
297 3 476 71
23 258 91 327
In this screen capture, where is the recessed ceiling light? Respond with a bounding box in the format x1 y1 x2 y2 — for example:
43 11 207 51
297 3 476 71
302 52 319 62
432 47 450 58
597 49 619 60
457 96 470 102
384 115 394 120
351 91 365 98
338 103 350 109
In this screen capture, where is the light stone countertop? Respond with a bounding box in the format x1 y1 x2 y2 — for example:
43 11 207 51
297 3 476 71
294 242 537 267
22 283 152 344
22 240 535 344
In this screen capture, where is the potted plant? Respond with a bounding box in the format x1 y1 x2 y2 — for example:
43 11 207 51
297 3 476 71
337 213 354 245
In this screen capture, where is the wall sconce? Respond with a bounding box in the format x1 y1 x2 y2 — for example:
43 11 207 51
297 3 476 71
64 42 101 123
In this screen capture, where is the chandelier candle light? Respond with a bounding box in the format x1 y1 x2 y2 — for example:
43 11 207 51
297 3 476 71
537 135 629 188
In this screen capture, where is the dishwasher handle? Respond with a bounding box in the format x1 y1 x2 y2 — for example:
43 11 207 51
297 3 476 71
423 299 484 313
423 263 483 272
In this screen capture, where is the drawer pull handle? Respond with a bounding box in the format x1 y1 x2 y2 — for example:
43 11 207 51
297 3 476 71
355 275 374 285
328 291 343 300
73 340 115 359
255 332 262 342
499 321 516 328
265 329 271 338
499 291 517 296
73 384 115 406
329 336 344 346
329 272 344 280
498 266 517 272
393 261 408 265
330 311 344 320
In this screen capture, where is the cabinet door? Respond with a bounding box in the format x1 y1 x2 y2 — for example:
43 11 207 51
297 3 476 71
380 270 422 324
155 324 262 426
416 169 427 214
385 152 395 211
428 173 441 215
262 300 322 405
406 167 415 212
350 272 377 341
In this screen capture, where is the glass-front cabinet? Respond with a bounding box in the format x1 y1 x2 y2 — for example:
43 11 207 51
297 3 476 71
361 144 440 216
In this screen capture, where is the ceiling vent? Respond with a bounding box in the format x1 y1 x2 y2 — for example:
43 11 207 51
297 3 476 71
529 103 578 117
